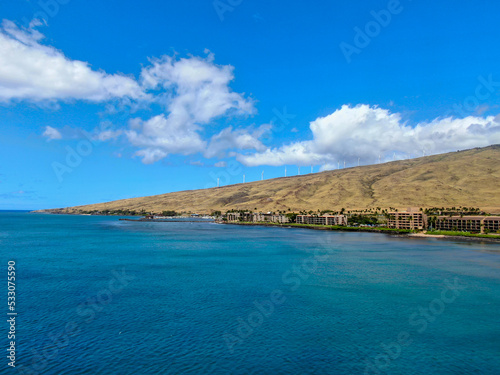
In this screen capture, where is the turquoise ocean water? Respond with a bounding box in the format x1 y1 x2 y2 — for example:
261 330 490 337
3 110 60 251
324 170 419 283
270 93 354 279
1 211 499 374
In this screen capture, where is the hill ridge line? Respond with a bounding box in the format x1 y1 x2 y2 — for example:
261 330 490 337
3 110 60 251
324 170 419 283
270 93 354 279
39 145 500 213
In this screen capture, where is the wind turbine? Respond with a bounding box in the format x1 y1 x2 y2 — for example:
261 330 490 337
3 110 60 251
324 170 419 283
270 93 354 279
344 160 346 169
285 166 287 177
337 161 340 169
243 174 245 183
358 158 360 167
217 178 220 187
311 165 313 173
298 167 300 175
379 155 381 164
261 171 264 181
393 152 396 161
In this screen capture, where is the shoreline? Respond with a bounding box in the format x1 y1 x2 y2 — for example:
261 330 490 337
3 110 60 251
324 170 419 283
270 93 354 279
30 211 500 244
221 221 500 244
407 232 500 244
221 221 405 233
119 218 214 222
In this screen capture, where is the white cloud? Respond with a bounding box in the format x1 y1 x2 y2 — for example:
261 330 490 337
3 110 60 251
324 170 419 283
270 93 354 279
126 114 206 163
0 20 145 102
127 54 257 163
237 104 500 167
134 148 169 165
205 124 270 158
5 19 500 169
42 126 62 140
214 161 227 167
94 129 123 141
1 21 267 163
140 53 254 117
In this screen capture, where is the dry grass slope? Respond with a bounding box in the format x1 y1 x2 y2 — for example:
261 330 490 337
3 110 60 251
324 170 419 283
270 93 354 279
45 145 500 214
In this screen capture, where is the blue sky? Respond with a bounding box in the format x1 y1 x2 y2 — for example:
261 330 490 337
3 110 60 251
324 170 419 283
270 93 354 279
1 0 500 210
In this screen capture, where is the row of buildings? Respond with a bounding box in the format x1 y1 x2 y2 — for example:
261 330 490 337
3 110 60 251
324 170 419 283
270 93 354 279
387 208 500 233
224 208 500 234
226 212 348 225
226 212 291 223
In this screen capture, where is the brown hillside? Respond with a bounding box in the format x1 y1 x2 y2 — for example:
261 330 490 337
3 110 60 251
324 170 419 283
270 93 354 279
43 145 500 214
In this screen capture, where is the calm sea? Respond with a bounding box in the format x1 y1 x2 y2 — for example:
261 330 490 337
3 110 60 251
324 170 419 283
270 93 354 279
1 211 499 374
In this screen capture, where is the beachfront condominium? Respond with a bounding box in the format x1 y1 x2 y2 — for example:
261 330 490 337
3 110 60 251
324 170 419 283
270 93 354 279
387 208 426 230
253 213 290 223
296 214 348 226
226 212 290 223
226 212 253 222
434 215 500 234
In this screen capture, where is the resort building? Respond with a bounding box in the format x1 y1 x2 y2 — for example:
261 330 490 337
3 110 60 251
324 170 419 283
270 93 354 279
226 212 239 222
226 212 253 222
483 217 500 233
296 214 348 226
226 212 289 223
253 213 290 223
253 212 273 222
435 216 500 234
272 214 290 224
241 212 253 222
387 208 426 230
